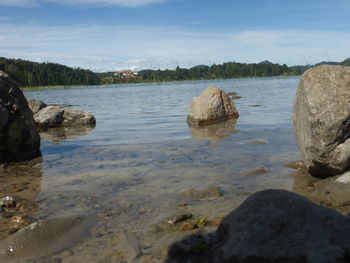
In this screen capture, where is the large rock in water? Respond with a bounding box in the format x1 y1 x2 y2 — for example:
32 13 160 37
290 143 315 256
187 86 239 126
34 105 96 129
0 71 41 162
167 189 350 263
293 65 350 177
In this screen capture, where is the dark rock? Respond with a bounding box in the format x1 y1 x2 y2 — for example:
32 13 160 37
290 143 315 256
292 65 350 177
187 86 239 126
27 99 47 114
167 189 350 263
0 71 41 162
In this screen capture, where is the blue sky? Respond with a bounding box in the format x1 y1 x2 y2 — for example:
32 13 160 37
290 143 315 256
1 0 350 72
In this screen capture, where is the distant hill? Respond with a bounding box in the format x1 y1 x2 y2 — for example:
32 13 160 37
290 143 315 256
0 57 100 87
341 58 350 66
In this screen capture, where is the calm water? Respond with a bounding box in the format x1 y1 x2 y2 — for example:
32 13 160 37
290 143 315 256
5 76 303 261
25 76 298 147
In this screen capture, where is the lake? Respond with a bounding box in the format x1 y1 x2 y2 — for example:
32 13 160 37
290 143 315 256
2 76 304 262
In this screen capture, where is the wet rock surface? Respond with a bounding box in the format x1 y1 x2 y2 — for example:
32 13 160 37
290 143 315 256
292 65 350 177
167 189 350 263
0 71 41 162
187 86 239 126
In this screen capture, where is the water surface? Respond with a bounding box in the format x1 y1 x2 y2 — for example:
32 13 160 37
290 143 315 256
3 77 304 262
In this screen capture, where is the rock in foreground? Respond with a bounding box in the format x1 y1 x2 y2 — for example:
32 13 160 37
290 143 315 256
187 86 239 126
292 65 350 177
0 71 41 162
167 189 350 263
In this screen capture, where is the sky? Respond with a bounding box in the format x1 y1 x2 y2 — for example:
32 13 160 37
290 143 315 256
1 0 350 72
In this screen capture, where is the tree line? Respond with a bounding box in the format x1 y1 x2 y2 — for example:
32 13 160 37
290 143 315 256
0 57 100 87
1 56 348 87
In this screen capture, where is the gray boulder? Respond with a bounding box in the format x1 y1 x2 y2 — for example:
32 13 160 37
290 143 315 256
34 105 64 128
187 86 239 126
167 189 350 263
0 71 41 162
292 65 350 177
27 99 47 114
62 108 96 126
34 106 96 129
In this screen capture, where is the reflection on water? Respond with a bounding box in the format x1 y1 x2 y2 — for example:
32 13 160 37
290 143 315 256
39 126 96 143
188 119 239 142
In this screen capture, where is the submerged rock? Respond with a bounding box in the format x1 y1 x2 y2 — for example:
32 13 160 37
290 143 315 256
0 210 97 262
292 170 350 212
187 86 239 126
0 71 41 163
180 185 222 200
167 189 350 263
292 65 350 177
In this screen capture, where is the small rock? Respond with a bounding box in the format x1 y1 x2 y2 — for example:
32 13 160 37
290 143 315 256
206 218 221 227
187 86 239 126
240 167 268 176
284 160 306 171
335 171 350 184
0 196 17 209
179 222 197 231
10 214 30 231
168 213 193 224
27 99 47 114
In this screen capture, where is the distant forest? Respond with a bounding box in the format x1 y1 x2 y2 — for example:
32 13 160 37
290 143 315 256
0 57 100 87
100 60 345 84
0 56 349 87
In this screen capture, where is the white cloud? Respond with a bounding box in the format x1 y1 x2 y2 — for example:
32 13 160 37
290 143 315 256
0 0 34 6
0 23 349 72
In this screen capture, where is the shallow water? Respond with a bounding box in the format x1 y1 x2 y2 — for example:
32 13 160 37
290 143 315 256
1 77 308 262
